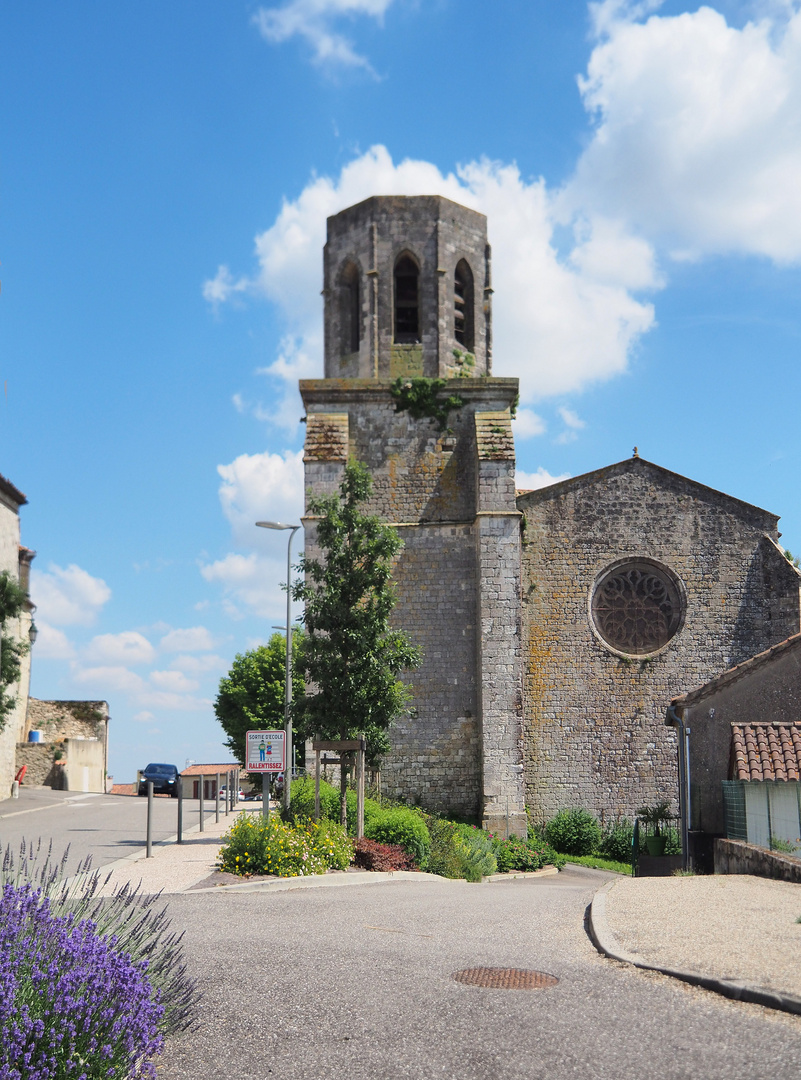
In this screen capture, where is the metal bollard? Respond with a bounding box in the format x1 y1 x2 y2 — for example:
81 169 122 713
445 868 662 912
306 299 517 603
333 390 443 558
199 777 205 832
146 781 153 858
177 782 183 844
216 772 220 824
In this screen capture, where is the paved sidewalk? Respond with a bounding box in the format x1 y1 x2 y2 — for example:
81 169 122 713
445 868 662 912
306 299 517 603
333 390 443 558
93 802 254 896
590 874 801 1015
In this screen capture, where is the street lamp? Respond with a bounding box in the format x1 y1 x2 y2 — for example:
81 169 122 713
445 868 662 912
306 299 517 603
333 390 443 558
256 520 300 811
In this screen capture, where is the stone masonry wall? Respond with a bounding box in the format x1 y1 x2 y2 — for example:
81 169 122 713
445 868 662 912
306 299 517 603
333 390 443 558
518 458 801 825
301 378 520 820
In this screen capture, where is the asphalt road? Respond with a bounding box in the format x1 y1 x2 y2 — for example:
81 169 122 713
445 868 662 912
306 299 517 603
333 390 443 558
159 866 801 1080
0 788 225 873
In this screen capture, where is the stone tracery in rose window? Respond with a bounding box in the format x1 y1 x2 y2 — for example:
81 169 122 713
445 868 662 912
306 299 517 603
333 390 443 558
591 561 683 655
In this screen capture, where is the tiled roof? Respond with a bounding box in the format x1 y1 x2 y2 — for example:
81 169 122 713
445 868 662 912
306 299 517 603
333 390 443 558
304 412 349 462
181 763 242 776
731 723 801 782
475 411 514 461
0 471 27 508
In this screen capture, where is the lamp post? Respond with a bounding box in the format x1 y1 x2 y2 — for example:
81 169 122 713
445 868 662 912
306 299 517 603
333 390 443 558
255 520 300 812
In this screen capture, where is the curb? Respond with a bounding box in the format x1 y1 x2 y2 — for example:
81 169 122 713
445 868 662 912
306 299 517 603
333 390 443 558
483 866 559 883
190 865 561 894
589 881 801 1017
188 869 452 894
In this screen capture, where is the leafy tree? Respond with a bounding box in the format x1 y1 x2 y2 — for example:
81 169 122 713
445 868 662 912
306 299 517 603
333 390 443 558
214 629 306 782
0 570 29 731
292 460 421 825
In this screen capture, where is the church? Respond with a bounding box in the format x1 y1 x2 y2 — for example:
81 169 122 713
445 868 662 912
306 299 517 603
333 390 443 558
300 195 801 837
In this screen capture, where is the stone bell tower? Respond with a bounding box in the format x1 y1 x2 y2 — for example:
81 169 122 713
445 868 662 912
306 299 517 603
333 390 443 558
301 195 526 836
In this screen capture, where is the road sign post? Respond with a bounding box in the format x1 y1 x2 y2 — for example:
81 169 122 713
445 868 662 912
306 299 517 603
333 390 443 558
246 730 286 821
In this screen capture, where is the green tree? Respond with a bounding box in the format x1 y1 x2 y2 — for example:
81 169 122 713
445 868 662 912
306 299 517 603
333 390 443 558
214 629 306 781
292 460 421 825
0 570 29 730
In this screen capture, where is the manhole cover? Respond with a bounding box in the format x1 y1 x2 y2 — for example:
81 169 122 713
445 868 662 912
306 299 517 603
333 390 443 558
453 967 559 990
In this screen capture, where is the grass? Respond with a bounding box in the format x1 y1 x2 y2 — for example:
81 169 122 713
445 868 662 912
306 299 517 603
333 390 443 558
563 854 633 875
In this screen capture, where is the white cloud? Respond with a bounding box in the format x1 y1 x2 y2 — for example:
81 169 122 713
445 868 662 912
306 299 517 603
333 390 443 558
84 631 155 666
516 467 572 491
170 653 229 675
568 1 801 262
133 710 156 724
217 449 304 547
252 0 395 72
555 406 586 444
200 552 293 620
72 665 146 694
33 622 75 660
203 265 249 309
31 563 111 627
149 670 200 694
205 144 658 404
159 626 216 653
511 408 546 439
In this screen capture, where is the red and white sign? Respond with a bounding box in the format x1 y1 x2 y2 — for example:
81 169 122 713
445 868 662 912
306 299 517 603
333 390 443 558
246 730 286 772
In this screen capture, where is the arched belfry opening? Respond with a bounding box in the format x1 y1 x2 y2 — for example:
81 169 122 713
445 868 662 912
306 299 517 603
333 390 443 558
340 260 361 356
322 195 490 377
393 253 420 344
454 260 474 351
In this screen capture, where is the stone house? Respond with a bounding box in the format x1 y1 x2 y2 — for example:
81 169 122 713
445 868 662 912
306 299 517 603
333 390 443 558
670 631 801 858
17 699 110 794
0 470 35 797
300 194 801 835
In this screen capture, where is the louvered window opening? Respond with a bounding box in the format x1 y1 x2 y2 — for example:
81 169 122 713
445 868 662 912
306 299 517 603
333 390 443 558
394 256 420 343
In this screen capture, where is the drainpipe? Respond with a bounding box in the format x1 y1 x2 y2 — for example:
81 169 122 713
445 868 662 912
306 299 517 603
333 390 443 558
665 704 691 871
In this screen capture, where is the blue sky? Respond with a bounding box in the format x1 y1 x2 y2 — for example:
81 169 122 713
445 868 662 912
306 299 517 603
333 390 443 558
2 0 800 782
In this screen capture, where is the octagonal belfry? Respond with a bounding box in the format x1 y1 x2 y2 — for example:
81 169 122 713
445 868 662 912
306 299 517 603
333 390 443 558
323 195 492 381
303 195 526 837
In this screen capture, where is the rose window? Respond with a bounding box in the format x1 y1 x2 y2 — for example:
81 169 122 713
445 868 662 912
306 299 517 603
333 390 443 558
591 561 684 655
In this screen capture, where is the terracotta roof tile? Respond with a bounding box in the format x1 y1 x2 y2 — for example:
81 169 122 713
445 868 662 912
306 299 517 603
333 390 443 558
731 723 801 782
181 763 242 776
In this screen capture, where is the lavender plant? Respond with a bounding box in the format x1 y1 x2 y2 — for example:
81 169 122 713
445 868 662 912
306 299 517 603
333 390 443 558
0 839 200 1078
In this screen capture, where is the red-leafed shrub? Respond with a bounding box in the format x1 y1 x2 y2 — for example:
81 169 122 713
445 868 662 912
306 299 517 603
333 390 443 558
354 838 418 872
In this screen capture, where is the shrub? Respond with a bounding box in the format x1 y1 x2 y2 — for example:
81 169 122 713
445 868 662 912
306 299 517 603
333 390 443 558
1 883 165 1080
364 808 431 867
313 818 354 870
1 839 197 1039
0 838 199 1078
451 824 497 882
217 813 353 877
544 809 602 856
424 818 466 879
424 818 498 881
492 834 565 873
598 818 637 863
354 838 418 871
283 776 382 836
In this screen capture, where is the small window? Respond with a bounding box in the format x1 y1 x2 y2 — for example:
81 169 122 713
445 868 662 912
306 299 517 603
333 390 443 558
340 261 360 354
454 260 474 350
394 254 420 343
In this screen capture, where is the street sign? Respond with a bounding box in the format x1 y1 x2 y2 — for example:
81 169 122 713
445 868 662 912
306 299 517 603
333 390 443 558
246 730 286 772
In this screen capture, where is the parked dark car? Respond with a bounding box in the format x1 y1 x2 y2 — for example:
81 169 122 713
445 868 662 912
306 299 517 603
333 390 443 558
137 763 180 797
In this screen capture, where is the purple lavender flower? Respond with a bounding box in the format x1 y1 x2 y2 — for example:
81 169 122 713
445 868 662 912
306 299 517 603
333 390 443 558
0 882 165 1079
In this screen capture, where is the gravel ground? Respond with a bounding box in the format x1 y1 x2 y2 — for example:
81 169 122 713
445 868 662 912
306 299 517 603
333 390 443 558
604 875 801 997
